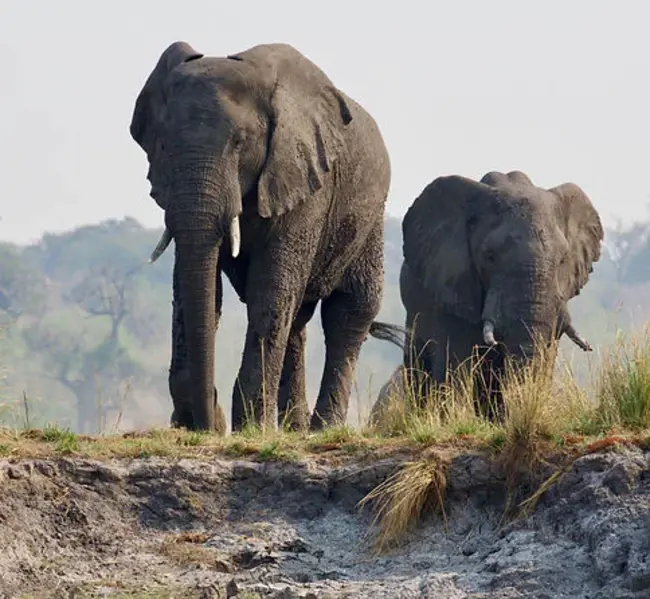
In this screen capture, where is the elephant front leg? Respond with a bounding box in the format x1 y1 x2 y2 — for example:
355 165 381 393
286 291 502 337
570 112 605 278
231 317 295 433
277 302 317 432
231 273 304 432
169 260 227 434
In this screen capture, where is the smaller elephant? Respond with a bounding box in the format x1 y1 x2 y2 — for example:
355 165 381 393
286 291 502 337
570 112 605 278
368 170 603 422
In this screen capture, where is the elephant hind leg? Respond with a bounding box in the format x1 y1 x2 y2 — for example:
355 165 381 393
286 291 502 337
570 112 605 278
277 302 317 431
310 223 383 431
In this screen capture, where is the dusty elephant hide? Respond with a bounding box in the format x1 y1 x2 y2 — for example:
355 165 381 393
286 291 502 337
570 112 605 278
369 170 603 421
130 41 391 434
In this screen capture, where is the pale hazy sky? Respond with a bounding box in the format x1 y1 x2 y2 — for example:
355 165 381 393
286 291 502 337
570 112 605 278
1 1 649 244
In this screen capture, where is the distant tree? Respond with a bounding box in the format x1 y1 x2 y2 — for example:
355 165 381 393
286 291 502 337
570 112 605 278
23 264 147 433
0 244 46 317
606 209 650 285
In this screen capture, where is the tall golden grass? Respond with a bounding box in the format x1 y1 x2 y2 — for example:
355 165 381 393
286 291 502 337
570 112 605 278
359 328 650 551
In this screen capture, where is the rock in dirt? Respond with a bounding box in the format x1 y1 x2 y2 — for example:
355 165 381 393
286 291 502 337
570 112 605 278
0 447 648 598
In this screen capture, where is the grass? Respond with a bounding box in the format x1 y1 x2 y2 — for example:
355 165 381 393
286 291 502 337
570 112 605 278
1 333 649 467
358 448 448 554
0 422 415 464
356 330 650 550
595 327 650 430
3 330 650 556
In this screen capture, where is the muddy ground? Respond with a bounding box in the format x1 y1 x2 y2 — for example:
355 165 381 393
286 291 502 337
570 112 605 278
0 446 649 598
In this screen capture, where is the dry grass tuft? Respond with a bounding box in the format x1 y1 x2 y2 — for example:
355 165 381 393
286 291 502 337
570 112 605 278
368 355 495 447
358 449 448 554
498 341 561 479
494 337 591 514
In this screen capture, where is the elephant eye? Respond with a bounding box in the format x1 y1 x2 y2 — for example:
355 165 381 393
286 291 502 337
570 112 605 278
485 250 496 264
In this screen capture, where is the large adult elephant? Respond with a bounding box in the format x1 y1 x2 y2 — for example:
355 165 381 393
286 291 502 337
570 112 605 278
368 170 603 421
130 41 390 433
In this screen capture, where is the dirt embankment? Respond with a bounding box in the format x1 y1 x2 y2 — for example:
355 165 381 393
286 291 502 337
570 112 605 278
0 446 649 599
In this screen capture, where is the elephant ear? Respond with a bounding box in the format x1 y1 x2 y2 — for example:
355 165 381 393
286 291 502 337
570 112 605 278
551 182 604 299
130 41 204 156
257 65 353 218
403 175 489 324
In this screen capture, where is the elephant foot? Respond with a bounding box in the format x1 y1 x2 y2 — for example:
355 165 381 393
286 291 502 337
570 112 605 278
169 371 227 435
170 397 227 435
308 408 344 432
279 414 309 433
278 402 310 433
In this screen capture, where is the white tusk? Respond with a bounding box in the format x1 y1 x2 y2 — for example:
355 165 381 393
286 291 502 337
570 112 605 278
565 324 592 352
483 320 497 346
230 216 240 258
148 228 173 264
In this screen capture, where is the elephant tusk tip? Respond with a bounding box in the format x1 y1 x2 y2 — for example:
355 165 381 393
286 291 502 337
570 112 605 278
149 228 173 264
482 320 497 346
229 215 241 258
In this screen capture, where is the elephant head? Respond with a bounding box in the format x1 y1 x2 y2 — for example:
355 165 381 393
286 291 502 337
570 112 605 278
402 170 603 359
129 42 354 430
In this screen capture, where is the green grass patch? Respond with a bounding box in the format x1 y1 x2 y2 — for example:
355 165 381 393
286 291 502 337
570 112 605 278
596 329 650 430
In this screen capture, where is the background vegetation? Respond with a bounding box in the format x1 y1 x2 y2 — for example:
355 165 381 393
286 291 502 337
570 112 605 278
0 214 648 433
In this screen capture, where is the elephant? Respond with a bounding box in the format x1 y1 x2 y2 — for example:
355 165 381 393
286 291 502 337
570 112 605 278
130 41 391 433
368 170 603 422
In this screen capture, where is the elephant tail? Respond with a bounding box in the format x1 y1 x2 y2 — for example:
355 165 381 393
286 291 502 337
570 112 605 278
368 321 408 350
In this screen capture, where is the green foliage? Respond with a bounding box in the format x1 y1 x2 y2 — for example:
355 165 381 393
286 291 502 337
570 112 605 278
0 243 46 316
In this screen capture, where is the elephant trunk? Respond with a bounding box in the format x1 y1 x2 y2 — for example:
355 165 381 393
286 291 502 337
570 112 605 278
146 151 243 430
173 230 219 431
481 277 555 357
162 162 239 431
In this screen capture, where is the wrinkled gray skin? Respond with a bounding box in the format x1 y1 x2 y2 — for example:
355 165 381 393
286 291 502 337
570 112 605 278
369 171 603 421
130 42 390 433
